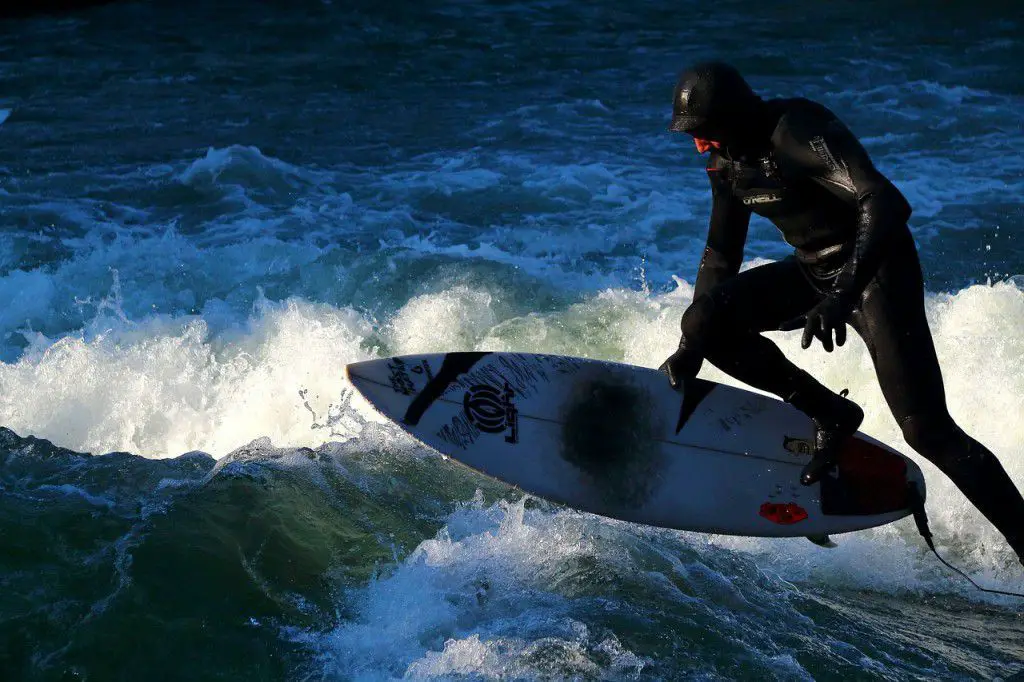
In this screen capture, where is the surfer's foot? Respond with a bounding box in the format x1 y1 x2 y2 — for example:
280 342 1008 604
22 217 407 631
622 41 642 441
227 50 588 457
788 387 864 486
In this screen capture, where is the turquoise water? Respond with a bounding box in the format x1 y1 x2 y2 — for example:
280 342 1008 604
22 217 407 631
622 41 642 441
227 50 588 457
1 1 1022 679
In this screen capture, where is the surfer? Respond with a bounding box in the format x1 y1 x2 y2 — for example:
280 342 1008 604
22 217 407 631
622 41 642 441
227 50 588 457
659 62 1024 564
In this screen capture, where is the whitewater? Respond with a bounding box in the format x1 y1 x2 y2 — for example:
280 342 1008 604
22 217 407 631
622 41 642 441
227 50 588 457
1 0 1022 679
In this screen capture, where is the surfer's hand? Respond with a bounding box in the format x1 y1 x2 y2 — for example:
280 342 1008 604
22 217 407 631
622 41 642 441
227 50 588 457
659 340 703 389
779 293 855 353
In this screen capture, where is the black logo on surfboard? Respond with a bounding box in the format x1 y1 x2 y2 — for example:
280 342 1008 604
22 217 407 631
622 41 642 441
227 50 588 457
403 352 490 426
463 383 518 444
387 358 415 396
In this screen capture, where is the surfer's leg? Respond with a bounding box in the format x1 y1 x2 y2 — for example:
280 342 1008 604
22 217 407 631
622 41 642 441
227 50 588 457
681 259 864 483
851 244 1024 560
681 257 819 393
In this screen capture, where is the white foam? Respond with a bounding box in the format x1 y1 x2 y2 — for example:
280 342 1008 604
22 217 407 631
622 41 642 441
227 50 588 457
0 297 374 458
388 286 498 355
2 271 1021 578
309 494 899 678
309 495 649 679
305 483 1014 677
391 277 1024 577
405 630 648 680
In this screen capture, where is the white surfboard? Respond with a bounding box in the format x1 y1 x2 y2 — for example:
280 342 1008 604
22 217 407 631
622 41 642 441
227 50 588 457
346 352 925 538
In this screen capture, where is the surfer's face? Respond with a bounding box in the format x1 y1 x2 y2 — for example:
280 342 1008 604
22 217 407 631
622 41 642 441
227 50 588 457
693 137 721 154
685 120 724 154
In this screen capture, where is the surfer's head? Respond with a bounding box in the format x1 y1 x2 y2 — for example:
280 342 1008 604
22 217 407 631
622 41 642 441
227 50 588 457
668 61 765 153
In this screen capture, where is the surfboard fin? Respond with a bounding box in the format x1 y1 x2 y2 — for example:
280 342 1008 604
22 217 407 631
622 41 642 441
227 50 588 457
806 534 837 548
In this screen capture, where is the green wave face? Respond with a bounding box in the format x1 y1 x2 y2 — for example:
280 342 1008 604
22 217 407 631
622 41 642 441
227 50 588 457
4 426 1024 680
0 427 503 680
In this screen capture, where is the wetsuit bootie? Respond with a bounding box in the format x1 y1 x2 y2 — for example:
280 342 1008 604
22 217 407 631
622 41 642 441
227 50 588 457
786 379 864 486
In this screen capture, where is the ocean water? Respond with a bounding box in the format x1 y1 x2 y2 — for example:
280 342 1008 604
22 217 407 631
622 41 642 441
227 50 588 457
1 0 1023 679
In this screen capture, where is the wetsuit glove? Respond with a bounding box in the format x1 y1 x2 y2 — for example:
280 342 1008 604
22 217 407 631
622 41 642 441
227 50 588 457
779 291 857 353
659 338 704 389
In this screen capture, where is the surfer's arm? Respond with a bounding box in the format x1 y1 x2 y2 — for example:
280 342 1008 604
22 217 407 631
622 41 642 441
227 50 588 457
693 156 751 302
773 105 912 300
661 160 750 387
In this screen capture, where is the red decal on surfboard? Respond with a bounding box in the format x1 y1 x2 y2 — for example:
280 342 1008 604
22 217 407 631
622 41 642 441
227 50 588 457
759 502 808 525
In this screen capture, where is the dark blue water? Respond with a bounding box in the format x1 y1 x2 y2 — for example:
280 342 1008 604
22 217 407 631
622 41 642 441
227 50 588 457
1 1 1022 679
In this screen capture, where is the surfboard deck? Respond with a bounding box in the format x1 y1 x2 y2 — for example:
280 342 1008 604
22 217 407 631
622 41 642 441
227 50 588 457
345 352 925 538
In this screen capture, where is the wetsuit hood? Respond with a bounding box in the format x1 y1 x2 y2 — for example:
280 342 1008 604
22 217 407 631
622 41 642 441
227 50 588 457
669 62 764 146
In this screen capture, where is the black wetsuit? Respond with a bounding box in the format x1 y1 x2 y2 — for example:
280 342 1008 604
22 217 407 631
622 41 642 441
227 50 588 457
678 97 1024 557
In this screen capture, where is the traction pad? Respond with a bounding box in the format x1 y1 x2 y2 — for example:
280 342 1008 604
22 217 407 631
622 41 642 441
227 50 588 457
820 438 910 515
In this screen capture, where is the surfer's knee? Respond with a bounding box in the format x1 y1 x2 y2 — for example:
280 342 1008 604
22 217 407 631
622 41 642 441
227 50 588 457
681 290 737 343
899 413 985 466
681 294 716 340
899 413 954 454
